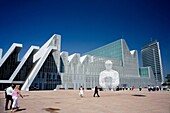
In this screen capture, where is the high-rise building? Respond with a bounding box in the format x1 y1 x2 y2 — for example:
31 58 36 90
141 40 164 83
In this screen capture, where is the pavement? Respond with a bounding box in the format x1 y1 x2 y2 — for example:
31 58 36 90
0 89 170 113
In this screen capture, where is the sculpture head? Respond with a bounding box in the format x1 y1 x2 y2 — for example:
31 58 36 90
105 60 113 71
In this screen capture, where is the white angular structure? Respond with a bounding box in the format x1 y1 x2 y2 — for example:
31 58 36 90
0 34 61 91
21 34 61 91
0 43 23 83
0 43 22 67
9 46 39 82
0 34 156 91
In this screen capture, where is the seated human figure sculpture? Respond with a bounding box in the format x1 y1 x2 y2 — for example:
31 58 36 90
99 60 119 90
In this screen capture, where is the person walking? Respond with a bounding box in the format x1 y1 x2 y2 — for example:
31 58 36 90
132 86 134 90
93 86 100 97
5 84 14 110
79 86 84 97
139 86 142 91
11 85 23 113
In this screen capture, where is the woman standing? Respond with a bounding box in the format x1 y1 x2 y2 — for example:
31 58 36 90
11 85 23 113
79 86 84 97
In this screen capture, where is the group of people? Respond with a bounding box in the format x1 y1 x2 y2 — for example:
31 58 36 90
79 86 100 98
148 85 161 91
5 84 23 112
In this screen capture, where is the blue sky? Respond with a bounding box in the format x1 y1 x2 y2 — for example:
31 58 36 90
0 0 169 77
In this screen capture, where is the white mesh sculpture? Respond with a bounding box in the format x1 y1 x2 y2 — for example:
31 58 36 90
99 60 119 90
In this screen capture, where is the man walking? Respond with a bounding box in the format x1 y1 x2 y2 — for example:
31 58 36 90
5 84 14 110
93 86 100 97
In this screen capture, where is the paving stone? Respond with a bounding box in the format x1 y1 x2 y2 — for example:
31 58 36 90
0 89 170 113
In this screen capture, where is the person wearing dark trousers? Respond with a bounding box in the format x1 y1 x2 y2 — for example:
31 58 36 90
139 86 142 91
5 84 14 110
93 86 100 97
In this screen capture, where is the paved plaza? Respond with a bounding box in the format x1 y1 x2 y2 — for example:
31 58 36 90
0 89 170 113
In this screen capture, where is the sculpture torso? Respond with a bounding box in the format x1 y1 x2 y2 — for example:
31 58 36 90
99 70 119 89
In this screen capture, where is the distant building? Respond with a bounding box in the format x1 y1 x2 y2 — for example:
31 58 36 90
0 34 156 91
141 40 164 84
166 74 170 82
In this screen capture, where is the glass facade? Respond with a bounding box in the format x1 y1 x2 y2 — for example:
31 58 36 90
141 40 164 83
84 39 139 77
14 50 36 81
84 40 122 63
30 52 61 90
139 67 149 77
0 48 20 80
0 48 21 89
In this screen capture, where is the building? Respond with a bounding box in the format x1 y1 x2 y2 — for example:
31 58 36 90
166 74 170 82
0 34 62 91
82 39 156 88
141 40 164 84
0 34 156 91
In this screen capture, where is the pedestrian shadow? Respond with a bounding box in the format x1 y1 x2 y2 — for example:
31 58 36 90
43 107 60 113
132 94 146 97
14 108 26 112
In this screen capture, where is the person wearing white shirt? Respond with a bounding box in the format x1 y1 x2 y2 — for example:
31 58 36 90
5 84 14 110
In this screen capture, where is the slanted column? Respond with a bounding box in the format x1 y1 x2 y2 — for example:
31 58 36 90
52 34 61 72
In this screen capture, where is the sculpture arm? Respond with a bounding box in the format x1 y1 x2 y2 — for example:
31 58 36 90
99 73 106 88
114 76 119 85
111 72 120 88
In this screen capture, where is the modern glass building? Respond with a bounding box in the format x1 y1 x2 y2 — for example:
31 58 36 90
81 39 156 88
84 39 139 76
141 40 164 83
0 34 156 91
84 40 123 63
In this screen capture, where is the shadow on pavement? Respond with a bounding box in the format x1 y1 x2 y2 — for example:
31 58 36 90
15 108 26 112
132 94 146 97
43 108 60 113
